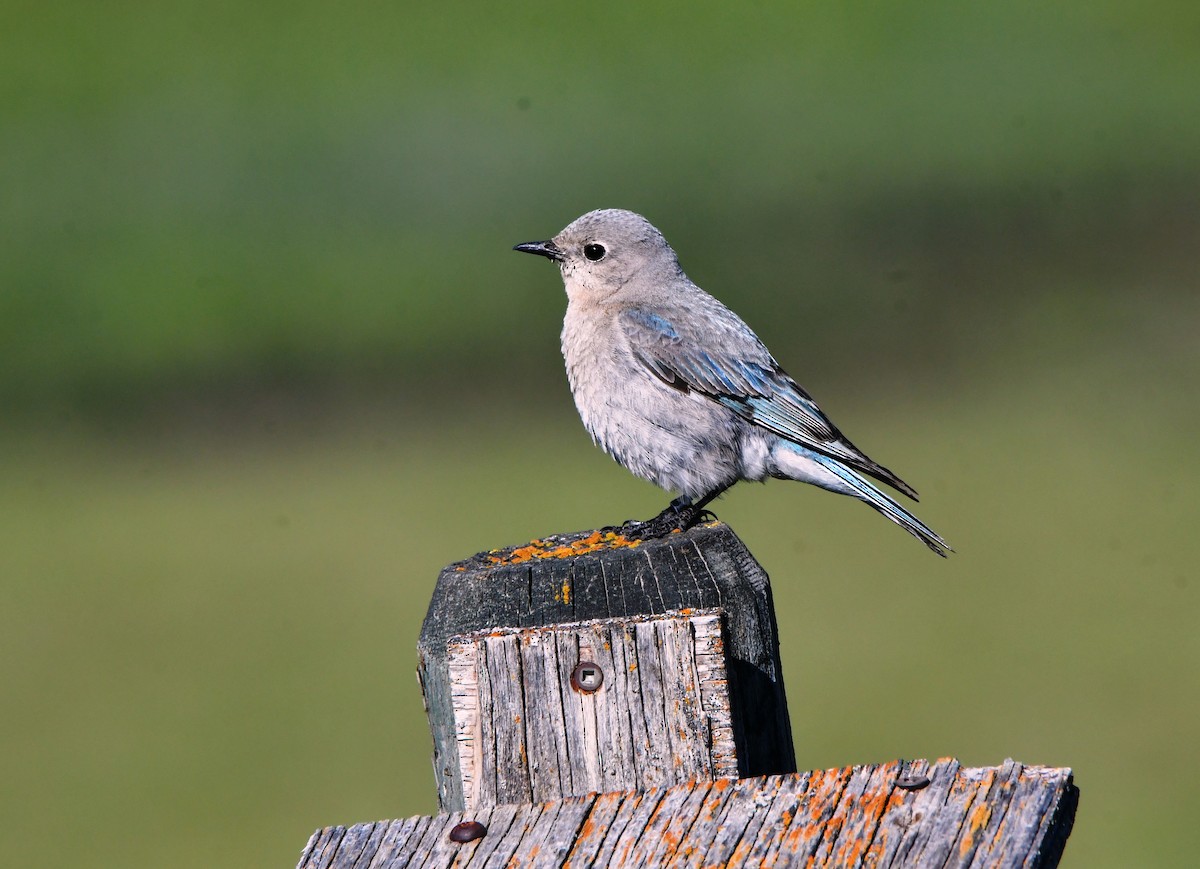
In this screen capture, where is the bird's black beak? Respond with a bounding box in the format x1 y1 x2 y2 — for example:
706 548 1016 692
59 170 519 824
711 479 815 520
513 240 564 262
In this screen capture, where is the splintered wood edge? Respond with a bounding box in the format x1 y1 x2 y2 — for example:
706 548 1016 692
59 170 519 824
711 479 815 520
446 642 483 812
297 759 1077 869
690 613 738 778
446 607 725 644
446 609 736 811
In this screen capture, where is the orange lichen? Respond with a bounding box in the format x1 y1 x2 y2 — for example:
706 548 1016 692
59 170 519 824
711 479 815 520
858 788 890 818
959 802 993 858
839 837 866 867
476 529 645 567
459 520 725 571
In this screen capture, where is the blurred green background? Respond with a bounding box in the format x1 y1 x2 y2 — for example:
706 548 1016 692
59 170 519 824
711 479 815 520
3 1 1198 866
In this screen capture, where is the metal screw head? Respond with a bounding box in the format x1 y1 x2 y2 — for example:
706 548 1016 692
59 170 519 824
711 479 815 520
570 661 604 693
449 820 487 843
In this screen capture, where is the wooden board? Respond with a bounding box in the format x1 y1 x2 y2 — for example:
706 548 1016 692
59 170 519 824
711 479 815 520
297 757 1078 868
447 609 739 810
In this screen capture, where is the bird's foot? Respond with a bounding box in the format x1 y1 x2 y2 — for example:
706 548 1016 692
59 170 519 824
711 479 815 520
620 498 710 541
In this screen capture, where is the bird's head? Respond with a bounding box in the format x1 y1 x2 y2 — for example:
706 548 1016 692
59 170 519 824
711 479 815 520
514 209 682 301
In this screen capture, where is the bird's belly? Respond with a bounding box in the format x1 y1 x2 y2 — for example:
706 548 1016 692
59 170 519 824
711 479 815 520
569 364 746 499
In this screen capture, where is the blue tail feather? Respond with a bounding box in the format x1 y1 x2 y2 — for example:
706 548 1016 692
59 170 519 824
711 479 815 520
800 447 952 557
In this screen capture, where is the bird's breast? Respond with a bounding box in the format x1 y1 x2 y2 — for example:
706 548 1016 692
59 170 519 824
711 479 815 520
560 303 744 497
560 306 618 441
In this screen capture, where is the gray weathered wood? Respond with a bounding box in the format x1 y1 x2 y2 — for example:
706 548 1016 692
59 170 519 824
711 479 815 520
300 523 1077 865
296 758 1078 868
447 609 738 811
418 522 794 813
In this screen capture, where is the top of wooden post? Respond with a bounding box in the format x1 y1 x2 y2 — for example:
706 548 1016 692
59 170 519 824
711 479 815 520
421 520 776 647
417 521 795 813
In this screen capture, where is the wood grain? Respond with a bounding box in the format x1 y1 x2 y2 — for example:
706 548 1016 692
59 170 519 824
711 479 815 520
446 610 738 810
296 758 1078 868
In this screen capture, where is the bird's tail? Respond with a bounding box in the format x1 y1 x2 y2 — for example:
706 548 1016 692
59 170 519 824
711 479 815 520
771 441 952 557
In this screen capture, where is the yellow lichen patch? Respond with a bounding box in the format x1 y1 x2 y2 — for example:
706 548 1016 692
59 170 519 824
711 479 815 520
959 802 993 858
462 520 725 570
480 528 644 567
838 834 866 867
857 788 890 820
561 581 571 604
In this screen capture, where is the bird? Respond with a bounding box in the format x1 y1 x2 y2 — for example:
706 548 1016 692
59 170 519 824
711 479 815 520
513 209 951 556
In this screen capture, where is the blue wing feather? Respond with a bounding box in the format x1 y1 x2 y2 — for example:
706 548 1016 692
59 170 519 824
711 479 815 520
619 306 919 500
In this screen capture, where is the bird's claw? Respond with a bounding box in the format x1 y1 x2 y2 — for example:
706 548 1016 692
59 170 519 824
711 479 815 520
621 516 681 541
619 502 709 541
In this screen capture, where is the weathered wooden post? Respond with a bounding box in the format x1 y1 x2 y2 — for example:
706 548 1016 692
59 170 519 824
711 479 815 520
417 520 794 813
298 522 1078 867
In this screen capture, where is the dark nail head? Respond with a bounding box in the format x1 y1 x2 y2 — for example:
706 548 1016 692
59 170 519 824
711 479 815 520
570 661 604 693
896 774 931 791
449 820 487 843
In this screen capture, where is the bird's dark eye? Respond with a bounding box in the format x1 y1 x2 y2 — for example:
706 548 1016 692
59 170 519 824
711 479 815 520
583 243 606 262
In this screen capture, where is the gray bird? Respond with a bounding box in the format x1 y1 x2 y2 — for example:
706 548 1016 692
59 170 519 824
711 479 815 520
514 209 951 556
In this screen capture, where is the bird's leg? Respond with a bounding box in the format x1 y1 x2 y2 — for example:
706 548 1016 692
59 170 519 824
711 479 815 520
690 485 728 520
677 486 729 527
621 486 731 540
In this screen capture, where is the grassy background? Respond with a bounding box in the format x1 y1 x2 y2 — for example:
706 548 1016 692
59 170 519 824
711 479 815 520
3 1 1198 866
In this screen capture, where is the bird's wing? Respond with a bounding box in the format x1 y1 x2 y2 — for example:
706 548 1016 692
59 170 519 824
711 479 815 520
618 307 919 499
